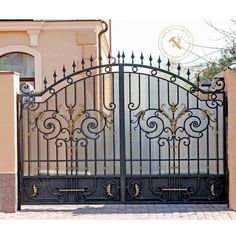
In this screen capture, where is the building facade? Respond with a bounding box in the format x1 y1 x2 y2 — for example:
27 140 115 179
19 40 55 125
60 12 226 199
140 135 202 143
0 20 111 91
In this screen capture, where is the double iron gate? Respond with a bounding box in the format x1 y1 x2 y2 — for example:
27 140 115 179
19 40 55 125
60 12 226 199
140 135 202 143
18 53 227 204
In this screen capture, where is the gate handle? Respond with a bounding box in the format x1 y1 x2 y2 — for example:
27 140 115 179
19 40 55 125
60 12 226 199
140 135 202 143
59 188 86 192
162 188 188 191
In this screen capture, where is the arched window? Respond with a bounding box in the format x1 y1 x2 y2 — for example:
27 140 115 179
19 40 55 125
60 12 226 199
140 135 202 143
0 52 35 83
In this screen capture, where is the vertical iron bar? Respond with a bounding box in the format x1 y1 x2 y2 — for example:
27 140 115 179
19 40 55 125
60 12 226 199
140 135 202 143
197 97 200 175
46 101 49 175
37 126 40 175
119 64 126 203
102 74 107 175
94 76 97 175
55 92 58 175
206 121 210 175
84 79 88 175
27 109 30 176
187 91 190 174
216 105 219 175
157 78 161 175
75 82 79 175
148 75 151 175
139 110 142 175
223 93 228 206
112 72 116 175
128 72 133 175
17 96 22 210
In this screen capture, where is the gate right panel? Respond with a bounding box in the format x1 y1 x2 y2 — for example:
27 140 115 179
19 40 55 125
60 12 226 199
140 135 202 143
123 65 226 203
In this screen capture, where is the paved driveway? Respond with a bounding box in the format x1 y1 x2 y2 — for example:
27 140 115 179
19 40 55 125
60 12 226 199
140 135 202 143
0 204 236 220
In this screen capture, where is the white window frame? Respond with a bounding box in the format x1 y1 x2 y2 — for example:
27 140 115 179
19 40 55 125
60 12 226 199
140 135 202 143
0 45 42 91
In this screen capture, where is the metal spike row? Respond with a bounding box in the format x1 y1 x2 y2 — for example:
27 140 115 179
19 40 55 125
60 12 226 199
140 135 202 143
167 59 171 71
108 52 111 64
121 51 125 63
81 58 85 69
72 60 76 73
177 63 181 75
149 54 153 66
53 70 57 83
158 56 161 68
62 65 66 77
131 51 135 64
187 68 191 80
196 74 200 86
117 51 121 63
90 55 94 67
44 77 47 89
140 52 144 65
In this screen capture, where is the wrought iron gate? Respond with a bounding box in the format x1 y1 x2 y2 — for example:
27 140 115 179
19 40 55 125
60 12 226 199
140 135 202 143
18 53 227 204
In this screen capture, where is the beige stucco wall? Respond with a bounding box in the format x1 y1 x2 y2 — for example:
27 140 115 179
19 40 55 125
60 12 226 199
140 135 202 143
0 20 111 92
0 72 19 173
0 72 19 213
225 69 236 211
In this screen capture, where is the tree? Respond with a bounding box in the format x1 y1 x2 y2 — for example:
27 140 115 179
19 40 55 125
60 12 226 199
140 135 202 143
184 20 236 84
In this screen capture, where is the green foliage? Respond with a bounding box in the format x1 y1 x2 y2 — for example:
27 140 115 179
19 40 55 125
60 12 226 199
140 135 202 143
199 40 236 82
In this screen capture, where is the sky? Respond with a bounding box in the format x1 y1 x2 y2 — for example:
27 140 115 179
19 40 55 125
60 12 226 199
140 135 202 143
111 19 235 67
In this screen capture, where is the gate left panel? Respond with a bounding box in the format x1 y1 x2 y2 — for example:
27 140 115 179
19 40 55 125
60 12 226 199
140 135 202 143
19 68 121 204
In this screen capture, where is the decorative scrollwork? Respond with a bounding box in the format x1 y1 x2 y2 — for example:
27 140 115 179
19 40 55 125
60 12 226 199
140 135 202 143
207 177 223 199
103 178 119 199
127 178 143 199
31 184 38 198
210 77 225 92
106 184 113 197
24 179 41 200
20 82 35 94
134 184 141 197
30 104 112 143
132 103 216 141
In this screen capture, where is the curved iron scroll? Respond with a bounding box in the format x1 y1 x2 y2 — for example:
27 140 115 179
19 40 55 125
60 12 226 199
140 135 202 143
30 103 112 143
132 103 216 140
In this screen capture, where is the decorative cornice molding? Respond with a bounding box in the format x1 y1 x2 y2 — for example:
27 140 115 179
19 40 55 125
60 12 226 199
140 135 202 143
0 21 99 31
27 30 40 46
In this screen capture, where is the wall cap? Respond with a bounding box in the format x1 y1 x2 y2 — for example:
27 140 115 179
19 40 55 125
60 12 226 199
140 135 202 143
0 71 20 75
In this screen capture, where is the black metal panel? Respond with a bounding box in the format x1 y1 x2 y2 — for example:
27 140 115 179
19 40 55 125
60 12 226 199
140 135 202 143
22 176 120 204
125 175 226 203
18 53 227 205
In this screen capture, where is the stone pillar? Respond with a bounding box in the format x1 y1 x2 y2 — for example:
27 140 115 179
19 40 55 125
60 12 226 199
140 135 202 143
225 68 236 211
0 72 19 213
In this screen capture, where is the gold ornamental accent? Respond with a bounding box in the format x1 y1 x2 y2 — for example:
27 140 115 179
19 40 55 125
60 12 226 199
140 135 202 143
210 183 216 197
58 188 85 192
160 103 187 138
134 110 146 120
106 184 113 197
162 188 188 191
31 184 38 198
134 184 141 197
57 104 85 137
201 109 214 119
36 111 44 121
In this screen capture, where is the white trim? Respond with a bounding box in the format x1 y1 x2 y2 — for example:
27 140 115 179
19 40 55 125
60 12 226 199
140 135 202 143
0 21 98 31
0 45 42 91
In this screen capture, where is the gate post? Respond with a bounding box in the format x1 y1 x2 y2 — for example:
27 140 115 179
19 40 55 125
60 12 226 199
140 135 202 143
118 64 126 203
0 72 19 213
225 68 236 211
